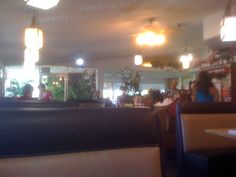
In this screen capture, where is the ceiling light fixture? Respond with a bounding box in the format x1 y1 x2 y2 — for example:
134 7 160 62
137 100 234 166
179 41 193 69
25 28 43 49
179 53 193 69
25 0 60 10
136 18 166 46
134 55 143 65
24 14 43 49
76 58 84 66
136 31 166 46
220 0 236 41
24 13 42 71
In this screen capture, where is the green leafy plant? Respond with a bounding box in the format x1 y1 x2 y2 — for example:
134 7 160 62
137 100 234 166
6 79 33 97
120 69 142 96
47 76 64 101
68 71 96 100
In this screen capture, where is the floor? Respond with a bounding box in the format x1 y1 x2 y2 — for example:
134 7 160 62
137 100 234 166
165 151 177 177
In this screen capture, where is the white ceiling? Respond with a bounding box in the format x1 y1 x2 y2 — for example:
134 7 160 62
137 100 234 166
0 0 226 69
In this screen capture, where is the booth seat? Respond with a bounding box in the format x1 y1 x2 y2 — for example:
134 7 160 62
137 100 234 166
0 108 163 177
176 102 236 177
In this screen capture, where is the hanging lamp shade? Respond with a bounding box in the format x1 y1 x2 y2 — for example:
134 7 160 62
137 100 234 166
179 53 193 69
220 16 236 41
220 0 236 41
134 55 143 65
25 28 43 49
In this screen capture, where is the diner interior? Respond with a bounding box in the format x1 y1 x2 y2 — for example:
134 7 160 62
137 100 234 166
0 0 236 177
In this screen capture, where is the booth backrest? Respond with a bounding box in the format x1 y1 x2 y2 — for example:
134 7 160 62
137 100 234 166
177 102 236 152
0 101 80 108
0 108 162 177
181 113 236 152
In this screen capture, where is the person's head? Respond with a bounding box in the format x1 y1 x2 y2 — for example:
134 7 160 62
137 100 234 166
22 84 33 98
171 81 177 90
196 70 213 93
38 83 46 91
149 89 164 104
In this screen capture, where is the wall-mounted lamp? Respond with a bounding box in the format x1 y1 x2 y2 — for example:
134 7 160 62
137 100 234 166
220 0 236 41
25 0 60 10
134 55 143 65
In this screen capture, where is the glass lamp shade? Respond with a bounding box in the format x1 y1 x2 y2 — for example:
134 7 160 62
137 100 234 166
134 55 143 65
25 0 60 10
24 48 39 63
25 28 43 49
220 16 236 41
179 53 193 69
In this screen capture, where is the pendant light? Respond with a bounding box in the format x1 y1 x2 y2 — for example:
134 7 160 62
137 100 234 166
24 14 43 49
179 41 193 69
220 0 236 41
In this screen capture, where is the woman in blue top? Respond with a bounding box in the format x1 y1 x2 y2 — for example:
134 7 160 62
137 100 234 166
192 71 219 102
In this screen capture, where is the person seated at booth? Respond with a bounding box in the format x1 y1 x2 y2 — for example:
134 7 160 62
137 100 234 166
38 83 53 101
18 84 34 100
143 89 164 107
192 70 219 102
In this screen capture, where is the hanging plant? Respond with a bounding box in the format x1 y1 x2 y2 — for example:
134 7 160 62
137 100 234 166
145 55 182 70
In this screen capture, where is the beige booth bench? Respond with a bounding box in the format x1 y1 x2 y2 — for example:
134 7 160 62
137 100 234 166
0 107 163 177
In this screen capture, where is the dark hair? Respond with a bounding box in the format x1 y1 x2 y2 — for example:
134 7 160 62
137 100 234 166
22 84 33 96
38 83 46 90
150 90 164 103
195 71 213 95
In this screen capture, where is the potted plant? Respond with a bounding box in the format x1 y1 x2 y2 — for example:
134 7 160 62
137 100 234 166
117 69 142 107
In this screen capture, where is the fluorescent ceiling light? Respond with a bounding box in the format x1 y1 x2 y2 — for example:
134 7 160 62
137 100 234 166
25 0 60 10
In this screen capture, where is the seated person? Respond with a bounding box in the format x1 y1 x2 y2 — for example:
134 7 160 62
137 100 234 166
18 84 34 100
38 83 53 101
192 71 219 102
143 89 164 107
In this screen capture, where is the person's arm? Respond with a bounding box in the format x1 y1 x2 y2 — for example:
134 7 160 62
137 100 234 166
48 91 53 101
209 87 219 102
192 88 197 102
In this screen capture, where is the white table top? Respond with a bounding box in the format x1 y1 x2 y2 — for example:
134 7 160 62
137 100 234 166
205 128 236 140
